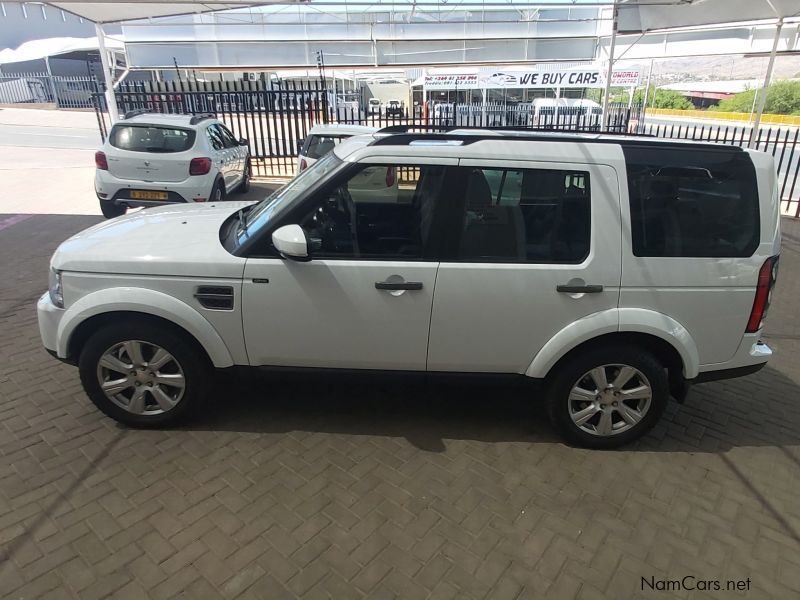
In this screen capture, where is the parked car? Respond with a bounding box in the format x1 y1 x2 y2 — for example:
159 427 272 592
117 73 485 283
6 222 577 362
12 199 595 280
38 129 779 448
385 100 404 118
368 98 382 115
297 123 377 172
94 111 250 219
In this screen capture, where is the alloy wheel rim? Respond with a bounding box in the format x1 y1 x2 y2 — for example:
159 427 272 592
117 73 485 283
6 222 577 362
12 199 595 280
96 340 185 415
568 364 652 437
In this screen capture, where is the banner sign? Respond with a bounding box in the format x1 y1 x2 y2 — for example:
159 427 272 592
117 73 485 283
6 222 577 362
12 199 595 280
423 67 641 90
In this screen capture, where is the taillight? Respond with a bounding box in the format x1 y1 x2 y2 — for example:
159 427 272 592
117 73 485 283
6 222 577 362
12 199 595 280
386 166 396 187
299 159 308 172
189 157 212 176
95 151 108 170
746 256 779 333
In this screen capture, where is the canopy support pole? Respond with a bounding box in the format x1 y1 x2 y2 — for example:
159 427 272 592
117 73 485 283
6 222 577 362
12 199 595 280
95 23 119 124
601 0 618 132
749 18 782 148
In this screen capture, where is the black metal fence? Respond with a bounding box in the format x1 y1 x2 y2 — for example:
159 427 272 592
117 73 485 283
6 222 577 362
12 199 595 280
0 72 98 108
90 79 800 216
639 121 800 217
94 79 641 177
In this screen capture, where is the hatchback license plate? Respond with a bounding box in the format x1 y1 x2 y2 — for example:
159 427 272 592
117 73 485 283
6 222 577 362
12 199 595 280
130 190 168 200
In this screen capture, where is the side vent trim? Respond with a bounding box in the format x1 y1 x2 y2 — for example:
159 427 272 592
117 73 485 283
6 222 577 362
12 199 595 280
194 286 234 311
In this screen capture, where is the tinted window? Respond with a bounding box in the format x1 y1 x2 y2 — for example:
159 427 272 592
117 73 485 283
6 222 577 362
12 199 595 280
299 164 448 259
456 167 591 263
216 124 239 148
303 135 348 160
109 125 195 153
624 147 759 257
206 126 225 151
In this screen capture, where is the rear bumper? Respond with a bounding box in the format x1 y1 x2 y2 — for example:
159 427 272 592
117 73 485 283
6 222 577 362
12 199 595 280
95 170 214 205
693 335 772 383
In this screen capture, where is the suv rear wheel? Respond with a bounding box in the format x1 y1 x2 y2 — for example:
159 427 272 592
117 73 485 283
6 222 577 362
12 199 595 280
546 345 668 448
78 321 210 427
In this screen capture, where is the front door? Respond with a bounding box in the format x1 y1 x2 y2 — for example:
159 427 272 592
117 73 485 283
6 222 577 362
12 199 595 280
426 160 622 373
241 159 456 370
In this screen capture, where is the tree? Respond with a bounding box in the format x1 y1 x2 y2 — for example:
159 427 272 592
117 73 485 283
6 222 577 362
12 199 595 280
713 80 800 115
631 89 693 110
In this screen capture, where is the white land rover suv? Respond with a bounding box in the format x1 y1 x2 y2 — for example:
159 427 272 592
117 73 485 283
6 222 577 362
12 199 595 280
39 129 780 448
95 111 251 219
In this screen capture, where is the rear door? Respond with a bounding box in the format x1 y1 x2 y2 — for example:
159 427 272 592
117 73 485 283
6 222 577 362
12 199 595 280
426 159 622 373
105 123 195 182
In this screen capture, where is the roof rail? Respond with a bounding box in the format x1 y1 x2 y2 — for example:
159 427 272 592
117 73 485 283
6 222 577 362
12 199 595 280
189 113 216 125
122 108 148 119
370 128 741 151
377 124 451 134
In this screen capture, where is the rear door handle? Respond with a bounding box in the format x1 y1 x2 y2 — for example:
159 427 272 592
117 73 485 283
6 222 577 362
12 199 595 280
375 281 423 291
557 284 604 293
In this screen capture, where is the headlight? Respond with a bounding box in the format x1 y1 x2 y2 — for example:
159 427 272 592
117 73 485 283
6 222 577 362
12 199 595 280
49 269 64 308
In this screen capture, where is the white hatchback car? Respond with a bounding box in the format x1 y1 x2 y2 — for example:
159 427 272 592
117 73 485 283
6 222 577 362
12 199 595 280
40 129 780 448
297 124 377 172
95 111 250 219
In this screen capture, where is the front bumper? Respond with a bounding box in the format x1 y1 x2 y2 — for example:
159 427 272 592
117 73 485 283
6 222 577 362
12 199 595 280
37 292 66 360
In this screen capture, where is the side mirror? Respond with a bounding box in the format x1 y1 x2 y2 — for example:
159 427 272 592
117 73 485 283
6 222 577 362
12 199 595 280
239 137 249 146
272 224 310 261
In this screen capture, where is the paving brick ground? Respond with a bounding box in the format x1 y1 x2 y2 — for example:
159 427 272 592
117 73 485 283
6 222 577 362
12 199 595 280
1 213 800 599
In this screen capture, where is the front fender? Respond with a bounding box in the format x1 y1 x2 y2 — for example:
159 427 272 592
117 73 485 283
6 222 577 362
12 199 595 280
58 287 235 368
525 308 700 379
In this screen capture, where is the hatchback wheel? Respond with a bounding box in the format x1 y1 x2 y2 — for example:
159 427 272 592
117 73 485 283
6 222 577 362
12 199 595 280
100 201 126 219
547 345 668 448
78 321 210 427
236 158 251 194
211 180 225 203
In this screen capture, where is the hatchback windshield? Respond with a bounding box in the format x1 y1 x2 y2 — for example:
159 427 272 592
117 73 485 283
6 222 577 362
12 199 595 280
109 124 195 153
238 152 342 245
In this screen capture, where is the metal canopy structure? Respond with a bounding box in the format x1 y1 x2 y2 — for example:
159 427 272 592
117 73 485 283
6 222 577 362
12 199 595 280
48 1 290 24
13 1 800 131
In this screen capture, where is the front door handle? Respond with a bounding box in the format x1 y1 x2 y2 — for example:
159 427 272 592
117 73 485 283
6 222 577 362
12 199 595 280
375 281 423 291
557 284 604 293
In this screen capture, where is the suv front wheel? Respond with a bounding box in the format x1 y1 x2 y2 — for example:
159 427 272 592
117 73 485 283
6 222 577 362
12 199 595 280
78 320 210 427
547 345 668 449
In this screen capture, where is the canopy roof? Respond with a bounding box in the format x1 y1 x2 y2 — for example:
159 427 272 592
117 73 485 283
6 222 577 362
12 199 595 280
618 0 800 33
0 36 124 65
38 0 800 27
50 1 288 24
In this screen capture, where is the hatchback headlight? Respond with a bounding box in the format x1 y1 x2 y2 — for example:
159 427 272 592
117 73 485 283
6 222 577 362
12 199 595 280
49 269 64 308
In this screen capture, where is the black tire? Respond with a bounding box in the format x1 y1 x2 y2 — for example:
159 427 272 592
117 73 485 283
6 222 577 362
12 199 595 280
78 320 210 427
546 345 668 449
235 158 251 194
210 179 226 203
100 201 126 219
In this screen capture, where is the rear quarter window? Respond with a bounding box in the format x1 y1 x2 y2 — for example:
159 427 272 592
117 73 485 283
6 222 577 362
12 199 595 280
109 125 196 153
302 135 349 160
623 146 759 258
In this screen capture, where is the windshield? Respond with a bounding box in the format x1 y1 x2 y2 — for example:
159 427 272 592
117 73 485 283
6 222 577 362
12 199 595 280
237 152 341 245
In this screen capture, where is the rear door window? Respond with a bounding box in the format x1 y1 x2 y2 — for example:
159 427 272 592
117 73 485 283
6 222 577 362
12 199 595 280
453 167 591 263
623 146 759 257
302 135 349 160
109 125 195 153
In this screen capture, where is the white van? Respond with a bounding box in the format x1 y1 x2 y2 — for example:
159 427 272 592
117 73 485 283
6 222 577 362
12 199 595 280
37 129 779 448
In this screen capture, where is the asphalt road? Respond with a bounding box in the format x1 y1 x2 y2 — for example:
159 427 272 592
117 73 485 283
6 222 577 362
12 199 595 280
0 121 101 150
